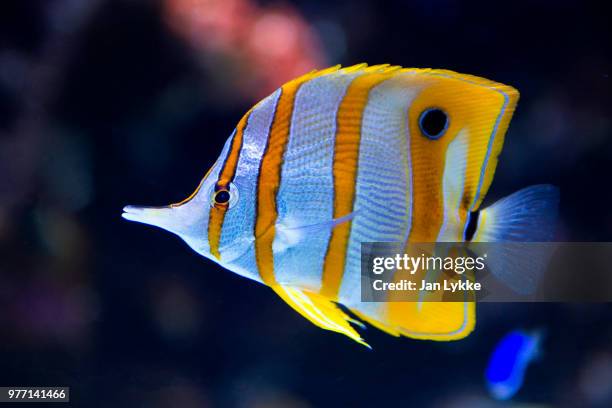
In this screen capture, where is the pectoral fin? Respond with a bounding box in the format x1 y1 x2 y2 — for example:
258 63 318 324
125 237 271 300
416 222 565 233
274 212 357 253
272 285 369 348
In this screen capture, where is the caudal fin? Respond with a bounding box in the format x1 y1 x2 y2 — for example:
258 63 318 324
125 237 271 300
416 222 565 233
472 184 559 242
471 184 560 294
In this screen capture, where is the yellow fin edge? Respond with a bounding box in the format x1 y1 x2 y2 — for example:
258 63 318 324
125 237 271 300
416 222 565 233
272 285 371 348
355 301 476 341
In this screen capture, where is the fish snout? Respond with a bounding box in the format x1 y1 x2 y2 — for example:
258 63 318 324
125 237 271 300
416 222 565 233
121 205 175 230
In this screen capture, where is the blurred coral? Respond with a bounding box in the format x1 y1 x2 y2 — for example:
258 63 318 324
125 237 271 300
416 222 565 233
163 0 326 100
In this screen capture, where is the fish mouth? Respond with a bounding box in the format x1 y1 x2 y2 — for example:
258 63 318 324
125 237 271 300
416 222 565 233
122 205 161 221
121 205 145 218
121 205 175 230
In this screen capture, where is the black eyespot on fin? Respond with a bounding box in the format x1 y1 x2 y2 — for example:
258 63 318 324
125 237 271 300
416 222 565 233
419 108 449 140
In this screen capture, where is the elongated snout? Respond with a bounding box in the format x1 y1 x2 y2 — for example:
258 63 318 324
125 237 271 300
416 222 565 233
122 205 176 231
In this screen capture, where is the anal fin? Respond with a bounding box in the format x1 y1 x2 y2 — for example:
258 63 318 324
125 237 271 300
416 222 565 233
272 285 370 348
352 301 475 341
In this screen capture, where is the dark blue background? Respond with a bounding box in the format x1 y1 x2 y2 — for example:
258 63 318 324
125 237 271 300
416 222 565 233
1 0 610 406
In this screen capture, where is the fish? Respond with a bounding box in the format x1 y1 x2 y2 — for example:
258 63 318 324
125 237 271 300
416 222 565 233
122 64 559 347
485 329 543 400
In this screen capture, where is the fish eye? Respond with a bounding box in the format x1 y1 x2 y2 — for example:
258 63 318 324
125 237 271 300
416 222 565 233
210 182 239 209
214 190 230 204
418 108 449 140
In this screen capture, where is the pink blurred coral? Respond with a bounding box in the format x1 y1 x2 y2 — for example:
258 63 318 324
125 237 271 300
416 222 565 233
163 0 326 99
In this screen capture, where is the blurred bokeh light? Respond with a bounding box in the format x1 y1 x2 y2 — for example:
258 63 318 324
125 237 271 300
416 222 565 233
164 0 326 100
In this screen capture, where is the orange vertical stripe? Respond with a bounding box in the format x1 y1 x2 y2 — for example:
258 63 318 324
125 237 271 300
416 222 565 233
405 86 458 243
320 67 399 300
255 66 341 286
208 111 252 260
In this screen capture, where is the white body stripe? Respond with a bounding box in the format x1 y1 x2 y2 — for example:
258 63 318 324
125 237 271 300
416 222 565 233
218 89 282 282
436 129 469 242
272 71 360 291
339 74 418 311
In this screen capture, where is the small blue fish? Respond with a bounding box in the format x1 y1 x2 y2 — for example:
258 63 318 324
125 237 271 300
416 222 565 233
485 329 543 400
